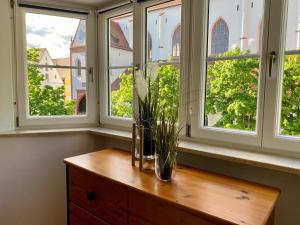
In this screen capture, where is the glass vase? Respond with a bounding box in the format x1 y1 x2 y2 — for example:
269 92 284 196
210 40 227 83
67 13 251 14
155 153 175 182
132 124 155 161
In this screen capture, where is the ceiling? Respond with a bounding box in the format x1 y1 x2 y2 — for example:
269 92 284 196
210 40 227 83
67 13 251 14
57 0 121 6
25 0 127 8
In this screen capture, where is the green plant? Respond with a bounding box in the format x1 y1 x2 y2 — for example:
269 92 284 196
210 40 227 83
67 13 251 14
111 64 180 119
134 65 160 157
154 111 181 180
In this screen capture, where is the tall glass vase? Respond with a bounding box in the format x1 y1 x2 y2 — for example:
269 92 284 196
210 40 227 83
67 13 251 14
132 124 155 161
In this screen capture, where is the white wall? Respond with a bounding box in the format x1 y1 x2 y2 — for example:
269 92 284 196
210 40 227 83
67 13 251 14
0 0 15 132
0 133 94 225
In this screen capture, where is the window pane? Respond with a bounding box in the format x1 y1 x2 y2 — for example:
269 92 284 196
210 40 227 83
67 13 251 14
204 58 260 131
280 0 300 136
109 13 133 67
25 13 86 67
208 0 264 56
109 68 133 118
204 0 264 131
25 13 87 117
27 66 87 116
146 0 182 62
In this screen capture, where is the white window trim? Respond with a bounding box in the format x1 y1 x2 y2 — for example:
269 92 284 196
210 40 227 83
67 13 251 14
98 5 134 128
189 0 271 148
99 0 187 130
15 7 98 128
262 0 300 155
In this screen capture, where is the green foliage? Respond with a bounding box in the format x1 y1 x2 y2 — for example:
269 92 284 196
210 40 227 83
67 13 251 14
281 55 300 135
155 111 180 169
27 48 75 116
111 65 180 118
206 48 300 135
111 73 133 117
205 48 259 131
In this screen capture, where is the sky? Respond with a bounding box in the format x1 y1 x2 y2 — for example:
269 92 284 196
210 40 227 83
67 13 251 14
26 13 81 59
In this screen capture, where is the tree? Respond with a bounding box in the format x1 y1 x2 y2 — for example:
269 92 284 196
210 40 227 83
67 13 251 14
111 72 133 117
27 48 75 116
206 48 300 135
281 55 300 135
111 65 180 118
205 48 259 131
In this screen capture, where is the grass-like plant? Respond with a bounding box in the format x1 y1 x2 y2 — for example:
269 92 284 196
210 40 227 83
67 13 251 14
154 111 181 180
135 63 160 157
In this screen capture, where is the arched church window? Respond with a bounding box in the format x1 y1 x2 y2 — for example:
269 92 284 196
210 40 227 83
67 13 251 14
211 19 229 54
172 25 181 57
77 59 81 77
148 32 153 60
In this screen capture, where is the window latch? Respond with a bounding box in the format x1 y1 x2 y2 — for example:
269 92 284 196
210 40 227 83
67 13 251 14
89 67 94 83
269 51 276 78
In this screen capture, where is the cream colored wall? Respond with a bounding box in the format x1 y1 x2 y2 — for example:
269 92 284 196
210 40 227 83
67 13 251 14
0 133 94 225
93 136 300 225
0 0 15 132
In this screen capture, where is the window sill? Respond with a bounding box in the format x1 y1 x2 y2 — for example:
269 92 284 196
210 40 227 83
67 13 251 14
1 127 300 175
90 127 300 175
0 127 91 136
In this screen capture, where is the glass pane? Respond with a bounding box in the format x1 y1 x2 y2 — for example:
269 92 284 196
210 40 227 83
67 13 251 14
108 13 133 67
109 68 133 118
279 0 300 136
204 58 260 131
204 0 264 131
27 65 86 116
156 63 180 117
25 13 86 67
146 0 182 62
25 13 87 117
208 0 264 57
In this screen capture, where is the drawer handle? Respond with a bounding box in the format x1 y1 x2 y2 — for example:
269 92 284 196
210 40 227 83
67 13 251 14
86 191 97 201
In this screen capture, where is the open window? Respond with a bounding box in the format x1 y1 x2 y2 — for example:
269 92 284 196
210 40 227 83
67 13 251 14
16 6 97 127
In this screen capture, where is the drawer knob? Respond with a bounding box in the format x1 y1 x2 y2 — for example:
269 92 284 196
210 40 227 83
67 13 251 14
86 191 97 201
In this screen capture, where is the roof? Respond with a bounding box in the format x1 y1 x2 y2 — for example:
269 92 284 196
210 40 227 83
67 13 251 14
36 48 47 61
110 21 132 51
53 58 71 81
71 20 86 49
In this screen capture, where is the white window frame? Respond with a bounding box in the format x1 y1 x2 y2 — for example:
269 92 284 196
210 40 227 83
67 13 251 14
262 0 300 155
99 0 187 130
98 5 134 128
15 6 98 128
189 0 270 147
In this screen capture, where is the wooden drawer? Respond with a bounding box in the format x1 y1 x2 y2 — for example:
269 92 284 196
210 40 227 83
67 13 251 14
70 203 111 225
128 190 216 225
68 166 127 225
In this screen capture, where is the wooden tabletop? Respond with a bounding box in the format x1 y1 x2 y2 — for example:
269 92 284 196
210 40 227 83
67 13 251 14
64 148 280 225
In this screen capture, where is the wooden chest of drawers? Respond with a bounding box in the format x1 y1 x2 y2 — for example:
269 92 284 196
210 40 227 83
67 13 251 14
64 149 280 225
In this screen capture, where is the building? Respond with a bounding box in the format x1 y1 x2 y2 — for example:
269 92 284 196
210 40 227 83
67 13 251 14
53 58 72 101
36 48 64 88
70 20 87 114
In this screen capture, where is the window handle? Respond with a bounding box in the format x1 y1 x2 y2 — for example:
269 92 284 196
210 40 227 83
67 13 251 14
269 51 276 78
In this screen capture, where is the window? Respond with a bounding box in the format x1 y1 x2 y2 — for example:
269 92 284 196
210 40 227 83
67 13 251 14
190 0 265 146
45 73 49 81
77 59 82 77
262 0 300 153
16 7 97 127
211 19 229 55
107 13 133 119
146 0 182 118
148 32 153 61
172 25 181 57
